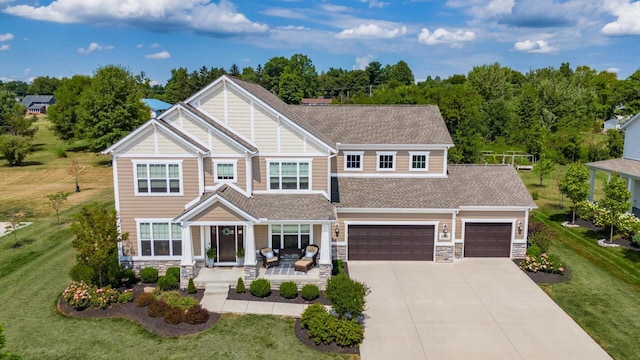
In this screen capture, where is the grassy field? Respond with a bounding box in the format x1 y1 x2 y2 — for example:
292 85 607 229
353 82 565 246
519 166 640 360
0 118 351 359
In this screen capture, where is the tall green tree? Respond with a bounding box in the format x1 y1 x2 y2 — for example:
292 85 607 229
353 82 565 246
534 159 555 186
607 129 624 158
27 76 61 95
286 54 318 98
262 56 289 94
47 75 91 140
559 163 590 223
71 206 126 287
598 173 632 242
0 90 27 134
77 65 149 152
388 60 414 86
278 72 304 104
467 63 514 101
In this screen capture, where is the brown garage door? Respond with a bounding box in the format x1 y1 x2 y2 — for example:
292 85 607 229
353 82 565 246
348 225 434 260
464 223 512 257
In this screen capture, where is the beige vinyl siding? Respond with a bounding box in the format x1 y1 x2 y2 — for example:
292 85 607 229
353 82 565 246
456 211 526 241
280 124 306 153
252 106 278 152
124 131 155 154
335 149 445 175
252 156 329 192
117 158 200 256
191 226 202 256
179 114 209 146
121 127 194 156
203 157 247 190
198 86 225 121
336 212 453 243
255 225 269 250
156 133 191 154
225 87 252 136
191 203 246 222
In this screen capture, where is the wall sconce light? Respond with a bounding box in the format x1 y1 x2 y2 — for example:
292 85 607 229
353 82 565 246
518 221 523 235
335 223 340 237
442 224 448 235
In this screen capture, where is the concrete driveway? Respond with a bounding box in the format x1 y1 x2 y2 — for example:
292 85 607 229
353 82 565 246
348 259 611 360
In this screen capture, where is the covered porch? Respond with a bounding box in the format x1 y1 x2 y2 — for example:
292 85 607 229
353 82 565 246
586 158 640 217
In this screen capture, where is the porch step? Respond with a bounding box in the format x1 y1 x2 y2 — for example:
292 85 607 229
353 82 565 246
204 283 230 294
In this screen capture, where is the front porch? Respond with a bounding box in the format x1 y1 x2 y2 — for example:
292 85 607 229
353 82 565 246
193 264 323 290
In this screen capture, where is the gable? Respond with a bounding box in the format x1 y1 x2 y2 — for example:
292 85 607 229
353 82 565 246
119 126 194 156
191 202 247 222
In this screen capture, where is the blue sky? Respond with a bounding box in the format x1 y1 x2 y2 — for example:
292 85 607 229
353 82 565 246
1 0 639 86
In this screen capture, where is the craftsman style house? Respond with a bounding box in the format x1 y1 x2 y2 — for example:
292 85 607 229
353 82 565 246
587 112 640 217
103 75 536 287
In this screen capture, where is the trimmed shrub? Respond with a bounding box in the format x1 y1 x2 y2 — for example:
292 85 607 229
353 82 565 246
236 277 245 294
118 290 134 304
633 233 640 247
69 264 96 285
157 275 179 291
164 306 184 324
301 303 364 347
157 291 199 310
332 259 345 276
301 303 327 329
148 300 170 318
184 304 210 325
187 278 197 294
531 191 539 200
165 267 181 280
139 267 158 283
279 281 298 299
301 284 319 301
119 268 137 287
250 278 271 298
526 244 542 257
325 274 369 319
136 292 155 307
334 318 364 347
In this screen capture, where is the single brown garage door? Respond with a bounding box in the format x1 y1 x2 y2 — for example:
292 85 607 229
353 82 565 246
348 225 434 260
464 222 512 257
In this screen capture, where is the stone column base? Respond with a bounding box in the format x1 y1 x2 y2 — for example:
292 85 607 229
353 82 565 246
244 264 258 281
180 264 195 289
454 243 463 259
511 242 526 259
435 245 454 263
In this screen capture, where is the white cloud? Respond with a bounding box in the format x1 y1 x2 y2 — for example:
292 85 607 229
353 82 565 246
336 24 407 39
353 55 375 70
0 44 9 51
0 33 14 42
607 67 620 73
149 43 160 48
360 0 389 8
77 42 114 54
418 28 476 48
601 0 640 35
513 39 558 53
447 0 514 18
4 0 268 35
145 51 171 59
136 43 143 48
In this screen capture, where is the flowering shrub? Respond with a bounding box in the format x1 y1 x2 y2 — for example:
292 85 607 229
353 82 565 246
576 200 640 239
91 286 119 309
118 289 134 304
519 253 565 274
575 200 597 221
63 281 93 310
617 213 640 239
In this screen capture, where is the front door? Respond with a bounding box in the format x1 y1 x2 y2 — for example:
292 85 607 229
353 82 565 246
217 226 236 262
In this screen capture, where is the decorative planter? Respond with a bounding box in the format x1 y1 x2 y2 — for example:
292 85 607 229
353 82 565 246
206 258 215 267
237 257 245 266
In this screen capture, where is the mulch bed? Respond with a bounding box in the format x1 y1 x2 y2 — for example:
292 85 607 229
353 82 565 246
512 259 571 284
226 288 330 305
609 237 640 251
58 284 220 337
293 319 360 355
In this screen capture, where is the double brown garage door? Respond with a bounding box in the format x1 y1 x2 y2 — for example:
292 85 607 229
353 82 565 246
348 225 434 260
464 223 512 257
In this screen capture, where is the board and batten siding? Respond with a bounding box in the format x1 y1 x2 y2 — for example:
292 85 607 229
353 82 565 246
623 120 640 161
117 157 200 256
252 156 329 192
334 150 445 175
456 211 526 241
120 127 194 156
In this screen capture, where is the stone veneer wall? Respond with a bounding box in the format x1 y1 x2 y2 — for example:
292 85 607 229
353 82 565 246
454 243 463 259
511 242 526 259
126 260 181 276
180 264 195 289
435 245 454 263
332 244 347 261
244 264 258 281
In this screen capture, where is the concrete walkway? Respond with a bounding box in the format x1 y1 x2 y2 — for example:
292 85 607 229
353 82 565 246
349 259 612 360
200 285 309 317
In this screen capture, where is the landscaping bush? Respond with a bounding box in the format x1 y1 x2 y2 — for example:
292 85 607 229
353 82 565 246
119 268 137 287
334 318 365 347
250 278 271 298
139 267 158 283
527 231 550 253
279 281 298 299
187 278 197 294
531 191 539 200
118 290 134 304
332 259 345 276
164 306 184 324
617 214 640 239
90 286 119 309
165 267 180 280
69 264 96 285
157 291 199 310
300 303 363 347
575 200 597 221
325 274 369 319
62 281 92 310
184 304 210 325
147 300 170 318
520 253 565 274
633 233 640 247
135 292 155 307
301 284 319 301
526 244 542 257
157 275 179 291
236 277 245 293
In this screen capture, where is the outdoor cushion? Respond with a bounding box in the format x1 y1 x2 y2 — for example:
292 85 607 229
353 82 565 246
266 256 278 263
305 251 316 258
264 251 275 259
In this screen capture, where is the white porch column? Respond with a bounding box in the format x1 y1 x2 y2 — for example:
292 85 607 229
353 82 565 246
589 168 595 202
319 223 332 265
180 221 194 266
245 223 257 265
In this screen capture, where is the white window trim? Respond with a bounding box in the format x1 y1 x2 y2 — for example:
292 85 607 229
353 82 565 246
343 151 364 171
269 224 314 249
376 151 396 171
213 159 238 183
266 158 313 191
409 151 430 172
135 218 182 258
132 160 184 196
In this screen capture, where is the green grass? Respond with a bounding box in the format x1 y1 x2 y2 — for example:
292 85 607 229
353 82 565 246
0 117 352 360
518 166 640 360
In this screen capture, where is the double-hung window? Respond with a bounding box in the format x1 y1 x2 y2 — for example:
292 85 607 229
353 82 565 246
376 152 396 171
344 151 363 171
139 221 182 257
410 152 429 171
214 161 237 182
269 161 310 190
135 162 181 194
271 224 311 249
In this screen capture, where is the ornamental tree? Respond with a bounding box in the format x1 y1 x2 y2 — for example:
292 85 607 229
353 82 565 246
534 159 555 186
559 163 590 223
46 191 72 225
598 172 631 242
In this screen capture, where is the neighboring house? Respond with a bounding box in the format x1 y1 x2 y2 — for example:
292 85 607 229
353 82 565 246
587 111 640 217
603 118 621 132
301 98 333 106
103 75 536 287
20 95 55 114
142 98 172 118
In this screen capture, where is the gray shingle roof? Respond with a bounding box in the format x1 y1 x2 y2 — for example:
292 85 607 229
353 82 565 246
293 105 454 145
20 95 54 107
586 158 640 178
333 165 536 209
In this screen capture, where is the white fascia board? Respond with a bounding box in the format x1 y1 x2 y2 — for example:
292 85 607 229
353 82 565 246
102 119 156 155
458 206 537 211
337 143 454 151
336 208 458 214
184 75 228 104
259 220 333 224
